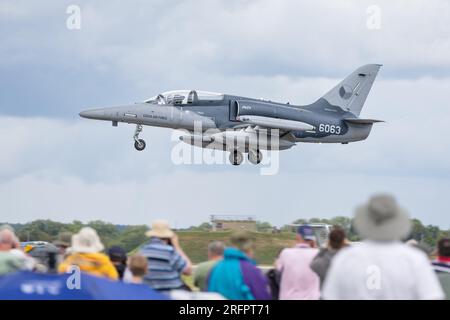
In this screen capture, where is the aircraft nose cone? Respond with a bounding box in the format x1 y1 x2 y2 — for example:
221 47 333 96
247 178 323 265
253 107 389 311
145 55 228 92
79 110 89 118
79 109 104 120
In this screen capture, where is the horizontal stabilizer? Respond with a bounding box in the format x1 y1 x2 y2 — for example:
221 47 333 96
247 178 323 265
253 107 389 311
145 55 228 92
236 115 314 131
344 118 384 125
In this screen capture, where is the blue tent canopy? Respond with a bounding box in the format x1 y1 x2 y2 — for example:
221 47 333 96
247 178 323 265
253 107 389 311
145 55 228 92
0 271 169 300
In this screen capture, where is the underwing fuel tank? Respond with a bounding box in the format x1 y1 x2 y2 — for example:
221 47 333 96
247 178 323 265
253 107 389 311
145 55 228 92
236 115 314 131
180 129 295 151
179 134 214 144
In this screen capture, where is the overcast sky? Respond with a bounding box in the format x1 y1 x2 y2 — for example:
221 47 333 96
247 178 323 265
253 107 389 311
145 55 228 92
1 0 449 229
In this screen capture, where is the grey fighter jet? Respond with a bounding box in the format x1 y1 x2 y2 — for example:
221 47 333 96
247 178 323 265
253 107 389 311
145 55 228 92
79 64 383 165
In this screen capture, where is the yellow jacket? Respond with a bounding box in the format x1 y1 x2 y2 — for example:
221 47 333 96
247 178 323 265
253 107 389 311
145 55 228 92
58 252 119 280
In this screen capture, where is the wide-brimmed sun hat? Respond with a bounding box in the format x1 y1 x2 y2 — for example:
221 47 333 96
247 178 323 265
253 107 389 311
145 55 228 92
145 220 175 239
53 231 73 248
71 227 104 253
353 194 412 242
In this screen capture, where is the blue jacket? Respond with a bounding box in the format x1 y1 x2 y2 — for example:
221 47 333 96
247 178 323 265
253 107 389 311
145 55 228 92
208 248 270 300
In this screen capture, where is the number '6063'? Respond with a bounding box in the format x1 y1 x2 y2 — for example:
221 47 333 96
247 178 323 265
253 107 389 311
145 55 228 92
318 123 341 134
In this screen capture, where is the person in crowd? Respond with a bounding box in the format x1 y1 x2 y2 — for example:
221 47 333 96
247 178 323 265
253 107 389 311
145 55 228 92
432 238 450 299
266 248 284 300
322 194 444 300
53 232 72 256
108 246 127 280
58 227 118 280
0 225 28 275
208 231 271 300
194 241 225 291
127 254 148 284
139 219 193 291
310 226 348 288
275 225 320 300
52 231 73 268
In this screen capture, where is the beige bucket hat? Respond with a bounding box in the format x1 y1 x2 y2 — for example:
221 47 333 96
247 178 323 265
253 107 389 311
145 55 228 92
71 227 104 253
145 219 175 239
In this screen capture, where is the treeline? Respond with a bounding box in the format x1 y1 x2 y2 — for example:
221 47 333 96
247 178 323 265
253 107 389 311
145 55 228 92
3 220 148 253
2 216 448 253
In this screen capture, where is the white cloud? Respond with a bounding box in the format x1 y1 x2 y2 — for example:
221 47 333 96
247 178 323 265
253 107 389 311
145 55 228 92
83 0 450 81
2 0 450 80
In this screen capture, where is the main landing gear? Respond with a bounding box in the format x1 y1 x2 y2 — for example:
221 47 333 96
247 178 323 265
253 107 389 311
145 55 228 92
133 124 146 151
248 149 263 165
229 149 263 166
229 150 244 166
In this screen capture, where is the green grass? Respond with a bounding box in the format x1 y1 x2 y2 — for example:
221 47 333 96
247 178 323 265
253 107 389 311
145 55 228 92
177 230 296 265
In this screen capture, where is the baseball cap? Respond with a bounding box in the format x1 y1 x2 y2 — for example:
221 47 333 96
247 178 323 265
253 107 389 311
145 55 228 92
297 225 316 241
108 246 127 262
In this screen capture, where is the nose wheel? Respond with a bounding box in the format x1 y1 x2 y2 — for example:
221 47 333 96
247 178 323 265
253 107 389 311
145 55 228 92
133 124 146 151
134 139 146 151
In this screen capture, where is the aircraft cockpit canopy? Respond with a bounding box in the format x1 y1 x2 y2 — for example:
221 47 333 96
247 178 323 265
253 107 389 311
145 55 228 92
145 90 224 105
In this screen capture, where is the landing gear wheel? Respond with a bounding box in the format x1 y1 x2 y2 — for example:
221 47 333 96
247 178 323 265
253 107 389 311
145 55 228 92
229 150 243 166
133 124 146 151
248 149 263 165
134 139 146 151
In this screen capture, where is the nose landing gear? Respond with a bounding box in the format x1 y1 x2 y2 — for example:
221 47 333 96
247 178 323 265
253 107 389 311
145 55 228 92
133 124 146 151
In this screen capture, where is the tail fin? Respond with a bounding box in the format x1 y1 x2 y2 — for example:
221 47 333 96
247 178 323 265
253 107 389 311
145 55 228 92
321 64 381 116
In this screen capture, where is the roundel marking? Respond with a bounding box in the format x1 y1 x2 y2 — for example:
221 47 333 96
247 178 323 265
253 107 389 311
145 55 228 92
339 85 353 99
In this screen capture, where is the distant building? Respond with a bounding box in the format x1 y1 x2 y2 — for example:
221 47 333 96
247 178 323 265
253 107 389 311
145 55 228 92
211 215 257 232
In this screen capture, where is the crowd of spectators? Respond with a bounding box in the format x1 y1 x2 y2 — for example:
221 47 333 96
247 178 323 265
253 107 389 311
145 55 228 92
0 194 448 300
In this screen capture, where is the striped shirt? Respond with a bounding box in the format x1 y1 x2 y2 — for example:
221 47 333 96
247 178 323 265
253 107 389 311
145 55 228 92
432 259 450 299
432 259 450 273
139 238 187 291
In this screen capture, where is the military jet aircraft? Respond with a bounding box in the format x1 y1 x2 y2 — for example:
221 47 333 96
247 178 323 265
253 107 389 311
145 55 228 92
79 64 382 165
